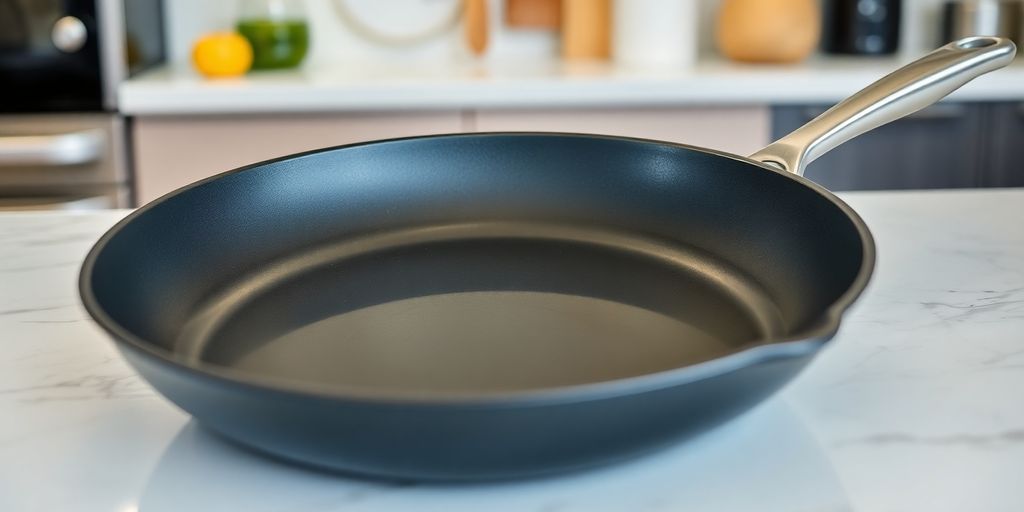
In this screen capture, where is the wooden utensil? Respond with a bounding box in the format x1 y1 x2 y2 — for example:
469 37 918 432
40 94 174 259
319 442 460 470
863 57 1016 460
506 0 561 29
716 0 820 63
562 0 611 59
465 0 489 55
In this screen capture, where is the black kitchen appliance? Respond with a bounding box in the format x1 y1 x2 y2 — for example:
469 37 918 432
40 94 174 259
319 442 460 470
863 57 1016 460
0 0 164 209
0 0 164 112
823 0 903 55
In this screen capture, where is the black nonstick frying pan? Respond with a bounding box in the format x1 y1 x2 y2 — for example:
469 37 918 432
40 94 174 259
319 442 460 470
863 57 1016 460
81 38 1015 480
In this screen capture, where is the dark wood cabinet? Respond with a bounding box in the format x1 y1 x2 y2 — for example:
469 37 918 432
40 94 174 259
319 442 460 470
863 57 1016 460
985 102 1024 188
772 103 987 191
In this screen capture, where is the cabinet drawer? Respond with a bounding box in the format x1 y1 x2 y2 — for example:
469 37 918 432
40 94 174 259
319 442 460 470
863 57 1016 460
772 104 985 191
133 112 463 204
474 107 771 156
0 114 127 188
986 102 1024 188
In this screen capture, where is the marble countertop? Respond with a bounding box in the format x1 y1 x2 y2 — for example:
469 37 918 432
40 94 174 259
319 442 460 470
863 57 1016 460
119 57 1024 115
3 188 1024 511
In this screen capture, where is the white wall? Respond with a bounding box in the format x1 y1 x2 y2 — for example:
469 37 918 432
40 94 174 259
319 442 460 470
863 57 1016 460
164 0 557 66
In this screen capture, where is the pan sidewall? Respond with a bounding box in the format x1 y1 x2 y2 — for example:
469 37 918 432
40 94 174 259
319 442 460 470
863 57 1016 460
117 337 818 480
79 132 876 479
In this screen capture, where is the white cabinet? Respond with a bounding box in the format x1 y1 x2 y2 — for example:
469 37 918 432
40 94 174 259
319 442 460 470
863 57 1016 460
473 107 771 156
132 112 464 204
132 107 771 205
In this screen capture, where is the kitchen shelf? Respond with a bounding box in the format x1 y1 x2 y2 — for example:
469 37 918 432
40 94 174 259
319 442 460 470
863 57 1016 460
119 57 1024 115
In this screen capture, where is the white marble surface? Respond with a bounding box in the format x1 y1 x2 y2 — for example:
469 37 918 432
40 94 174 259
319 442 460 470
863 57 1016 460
119 57 1024 115
2 189 1023 511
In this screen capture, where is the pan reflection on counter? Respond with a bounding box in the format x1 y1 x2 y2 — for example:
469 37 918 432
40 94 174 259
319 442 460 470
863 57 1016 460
138 398 849 512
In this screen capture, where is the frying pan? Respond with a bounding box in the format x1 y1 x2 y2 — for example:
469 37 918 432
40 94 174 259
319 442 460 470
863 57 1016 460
81 38 1015 481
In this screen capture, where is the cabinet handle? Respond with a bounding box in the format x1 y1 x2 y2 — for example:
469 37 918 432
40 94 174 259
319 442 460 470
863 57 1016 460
0 130 104 167
801 103 969 121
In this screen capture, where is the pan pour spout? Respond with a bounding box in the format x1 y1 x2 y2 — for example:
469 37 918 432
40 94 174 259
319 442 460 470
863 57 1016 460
750 37 1016 176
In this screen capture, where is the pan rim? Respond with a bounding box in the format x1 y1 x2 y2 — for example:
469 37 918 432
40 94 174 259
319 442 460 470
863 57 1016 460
78 131 876 407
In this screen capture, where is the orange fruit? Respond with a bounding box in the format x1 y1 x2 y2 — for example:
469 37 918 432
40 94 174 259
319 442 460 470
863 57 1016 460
192 32 253 78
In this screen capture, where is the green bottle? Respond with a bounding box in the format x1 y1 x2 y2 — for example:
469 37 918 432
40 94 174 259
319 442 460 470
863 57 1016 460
236 0 309 70
237 18 309 70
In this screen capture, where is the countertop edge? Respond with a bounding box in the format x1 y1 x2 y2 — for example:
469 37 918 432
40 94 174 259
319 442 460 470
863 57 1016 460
118 61 1024 115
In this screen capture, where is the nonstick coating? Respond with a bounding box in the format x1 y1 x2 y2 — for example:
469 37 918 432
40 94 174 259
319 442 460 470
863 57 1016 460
81 133 873 480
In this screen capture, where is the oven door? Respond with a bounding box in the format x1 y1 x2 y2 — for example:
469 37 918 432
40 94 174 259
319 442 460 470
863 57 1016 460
0 0 102 113
0 113 130 208
0 194 118 211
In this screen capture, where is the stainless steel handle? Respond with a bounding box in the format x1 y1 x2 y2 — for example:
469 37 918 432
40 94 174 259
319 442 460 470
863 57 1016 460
750 37 1016 175
0 130 104 166
801 102 970 121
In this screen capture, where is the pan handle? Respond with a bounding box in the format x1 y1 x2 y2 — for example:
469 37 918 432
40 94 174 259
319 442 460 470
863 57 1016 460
749 37 1016 176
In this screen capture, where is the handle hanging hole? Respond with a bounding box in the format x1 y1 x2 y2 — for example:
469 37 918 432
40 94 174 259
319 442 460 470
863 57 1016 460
957 37 999 49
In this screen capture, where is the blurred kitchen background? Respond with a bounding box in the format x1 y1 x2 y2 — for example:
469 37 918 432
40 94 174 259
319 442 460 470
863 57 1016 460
2 0 1023 210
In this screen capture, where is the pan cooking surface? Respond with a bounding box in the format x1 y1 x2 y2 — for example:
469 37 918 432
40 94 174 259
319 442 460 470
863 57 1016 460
176 222 785 393
209 292 740 393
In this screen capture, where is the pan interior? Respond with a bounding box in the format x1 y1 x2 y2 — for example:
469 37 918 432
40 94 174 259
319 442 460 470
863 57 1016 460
177 222 784 394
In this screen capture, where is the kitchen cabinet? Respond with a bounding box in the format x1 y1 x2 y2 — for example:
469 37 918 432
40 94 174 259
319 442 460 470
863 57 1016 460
771 103 987 191
773 102 1024 191
132 107 771 205
986 102 1024 188
473 107 771 156
131 103 1018 204
132 112 464 204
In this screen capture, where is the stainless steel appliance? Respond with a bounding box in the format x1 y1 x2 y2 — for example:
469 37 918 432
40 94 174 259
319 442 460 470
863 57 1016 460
822 0 903 55
0 0 164 209
943 1 1022 45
